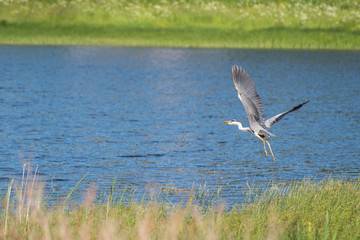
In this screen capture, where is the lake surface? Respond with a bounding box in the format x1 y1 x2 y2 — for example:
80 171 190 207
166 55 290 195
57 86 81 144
0 46 359 204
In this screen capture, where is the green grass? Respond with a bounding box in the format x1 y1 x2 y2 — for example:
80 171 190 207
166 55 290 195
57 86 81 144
0 0 359 49
1 165 360 239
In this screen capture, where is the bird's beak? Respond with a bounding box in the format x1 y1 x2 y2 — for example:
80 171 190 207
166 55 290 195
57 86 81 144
222 121 231 124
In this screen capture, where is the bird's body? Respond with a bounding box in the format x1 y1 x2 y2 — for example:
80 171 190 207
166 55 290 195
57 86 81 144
223 65 309 161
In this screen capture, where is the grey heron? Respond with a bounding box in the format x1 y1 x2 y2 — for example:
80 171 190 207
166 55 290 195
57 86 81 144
223 65 309 161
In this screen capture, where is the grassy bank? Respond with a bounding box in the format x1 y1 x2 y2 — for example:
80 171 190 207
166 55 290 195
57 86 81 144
1 167 360 239
0 0 359 49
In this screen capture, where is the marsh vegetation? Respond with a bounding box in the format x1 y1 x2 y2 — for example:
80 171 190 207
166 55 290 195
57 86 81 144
1 165 360 239
0 0 359 48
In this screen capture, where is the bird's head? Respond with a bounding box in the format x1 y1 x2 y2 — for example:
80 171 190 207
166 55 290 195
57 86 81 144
222 119 242 127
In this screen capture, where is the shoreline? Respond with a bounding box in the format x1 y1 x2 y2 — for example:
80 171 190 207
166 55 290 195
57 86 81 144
1 0 359 50
1 27 358 50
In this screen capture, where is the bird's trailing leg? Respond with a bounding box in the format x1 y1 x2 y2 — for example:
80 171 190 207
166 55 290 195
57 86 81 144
265 140 276 161
255 134 275 161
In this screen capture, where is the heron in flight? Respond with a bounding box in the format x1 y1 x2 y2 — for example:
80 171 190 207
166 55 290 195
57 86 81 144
223 65 309 161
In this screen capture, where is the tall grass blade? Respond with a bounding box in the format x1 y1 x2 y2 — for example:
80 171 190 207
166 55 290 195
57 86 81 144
4 179 14 238
107 177 117 217
65 174 87 203
18 163 28 223
43 190 54 207
25 164 38 230
110 177 116 204
323 211 329 240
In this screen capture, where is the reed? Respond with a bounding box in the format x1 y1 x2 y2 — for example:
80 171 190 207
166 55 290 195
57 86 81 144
3 179 13 238
1 164 360 239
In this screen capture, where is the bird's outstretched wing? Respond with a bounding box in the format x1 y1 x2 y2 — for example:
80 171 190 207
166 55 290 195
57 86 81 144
265 100 309 128
232 65 265 127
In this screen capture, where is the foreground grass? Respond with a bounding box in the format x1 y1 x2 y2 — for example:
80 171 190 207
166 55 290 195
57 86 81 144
0 0 359 49
1 167 360 239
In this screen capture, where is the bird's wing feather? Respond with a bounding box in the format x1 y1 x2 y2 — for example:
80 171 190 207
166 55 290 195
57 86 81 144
232 65 265 127
265 100 309 128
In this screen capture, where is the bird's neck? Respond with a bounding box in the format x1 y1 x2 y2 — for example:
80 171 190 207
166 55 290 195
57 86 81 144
235 123 251 132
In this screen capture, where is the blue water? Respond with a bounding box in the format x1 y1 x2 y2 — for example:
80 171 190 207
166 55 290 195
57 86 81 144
0 46 359 204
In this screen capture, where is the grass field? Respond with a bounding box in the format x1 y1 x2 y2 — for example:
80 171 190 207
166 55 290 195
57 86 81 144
0 0 359 49
1 166 360 239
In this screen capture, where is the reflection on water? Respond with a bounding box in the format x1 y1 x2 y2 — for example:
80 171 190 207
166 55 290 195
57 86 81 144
0 46 359 203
